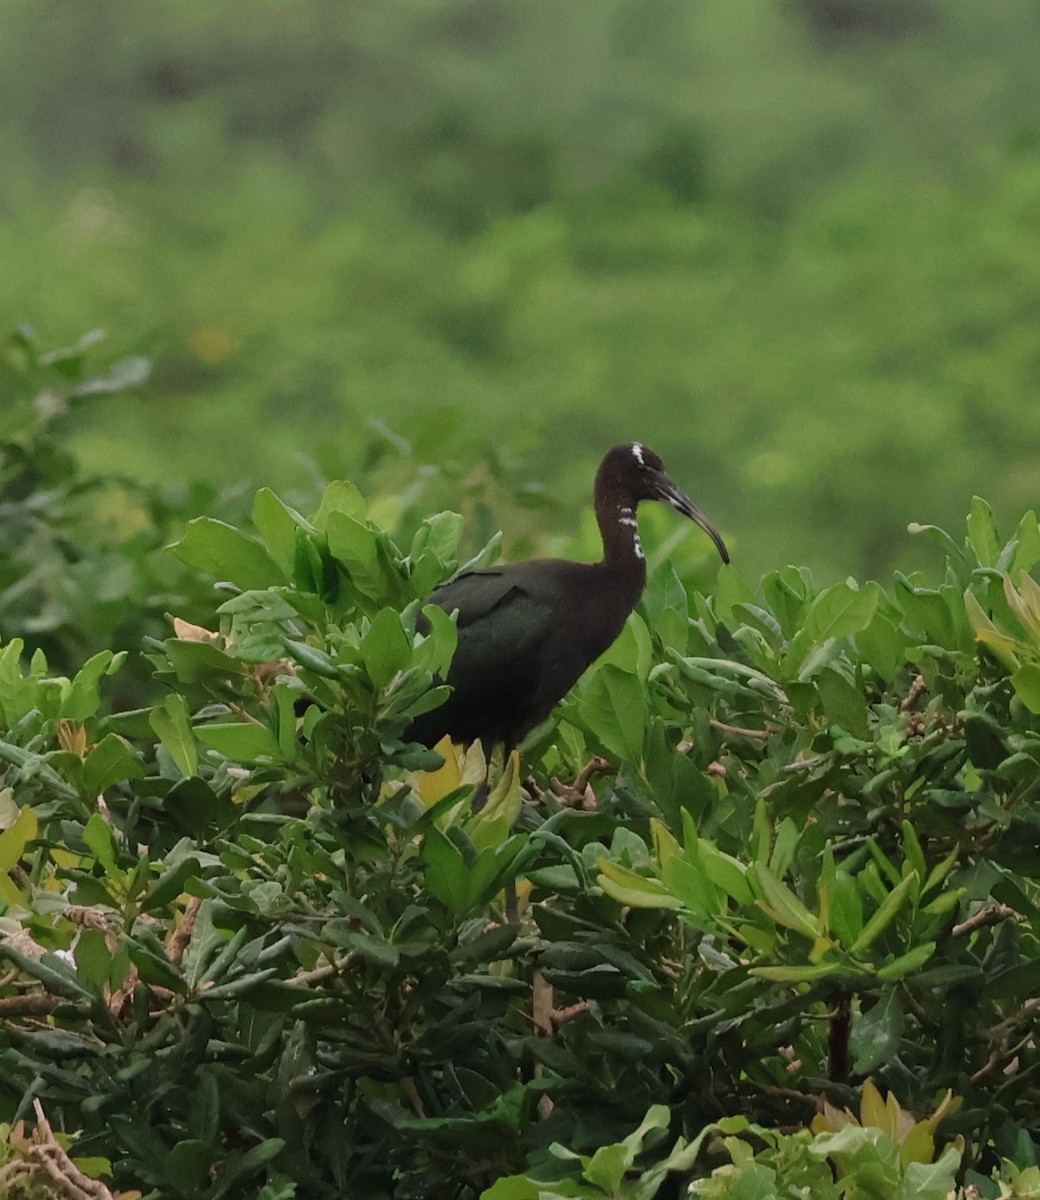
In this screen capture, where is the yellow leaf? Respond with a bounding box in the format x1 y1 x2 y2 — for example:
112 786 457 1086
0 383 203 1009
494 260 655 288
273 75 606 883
0 806 38 873
900 1121 934 1168
1004 574 1040 644
56 719 87 757
859 1079 887 1132
478 750 522 823
415 737 468 807
1015 571 1040 637
597 859 682 909
0 873 25 909
964 589 1021 670
651 818 682 866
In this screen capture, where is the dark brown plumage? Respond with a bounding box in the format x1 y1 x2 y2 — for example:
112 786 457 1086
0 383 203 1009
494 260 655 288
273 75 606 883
409 442 728 751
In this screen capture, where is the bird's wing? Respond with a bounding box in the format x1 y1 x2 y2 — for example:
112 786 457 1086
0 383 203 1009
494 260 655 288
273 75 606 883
411 568 558 746
429 569 556 688
426 570 529 629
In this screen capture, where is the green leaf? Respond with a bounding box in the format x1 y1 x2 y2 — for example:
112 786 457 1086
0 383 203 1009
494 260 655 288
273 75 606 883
751 962 857 983
481 1176 560 1200
361 607 413 689
851 987 904 1074
422 826 471 916
75 926 119 992
252 486 305 577
314 479 366 529
173 517 286 590
82 812 118 873
816 667 869 738
420 510 464 564
0 944 93 1001
166 1140 213 1195
750 863 821 940
84 733 144 796
803 580 882 644
659 855 720 917
828 870 864 947
850 872 918 957
1009 511 1040 576
197 722 284 763
164 637 249 684
149 694 198 778
1010 664 1040 714
597 860 682 910
144 856 204 912
211 1138 286 1197
875 940 936 982
854 611 907 682
414 604 459 677
599 611 653 682
580 663 646 761
966 495 1001 567
164 777 238 836
762 566 814 637
713 564 757 623
699 841 754 906
902 1145 963 1200
62 649 118 720
326 511 385 594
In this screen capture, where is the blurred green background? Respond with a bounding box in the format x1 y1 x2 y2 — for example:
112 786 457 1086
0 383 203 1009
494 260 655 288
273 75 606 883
3 0 1040 582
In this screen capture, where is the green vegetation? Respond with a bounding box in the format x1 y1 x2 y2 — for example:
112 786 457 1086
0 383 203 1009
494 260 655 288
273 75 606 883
3 0 1040 580
5 4 1040 1192
4 336 1040 1198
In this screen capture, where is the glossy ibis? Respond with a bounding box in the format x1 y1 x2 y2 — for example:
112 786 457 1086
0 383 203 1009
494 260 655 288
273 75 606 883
409 442 729 752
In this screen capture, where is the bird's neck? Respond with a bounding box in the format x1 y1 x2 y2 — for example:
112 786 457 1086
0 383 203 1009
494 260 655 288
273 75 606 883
597 496 648 599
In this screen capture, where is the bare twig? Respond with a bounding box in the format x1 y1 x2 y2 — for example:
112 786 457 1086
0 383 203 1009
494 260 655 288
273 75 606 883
0 993 63 1016
551 1000 592 1027
401 1077 426 1118
710 719 773 740
166 895 203 966
532 971 554 1035
952 902 1020 939
32 1098 120 1199
900 674 927 714
970 997 1040 1085
289 952 357 987
573 756 610 793
546 756 611 810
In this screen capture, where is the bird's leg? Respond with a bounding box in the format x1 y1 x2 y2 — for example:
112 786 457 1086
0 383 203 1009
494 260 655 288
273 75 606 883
546 755 611 809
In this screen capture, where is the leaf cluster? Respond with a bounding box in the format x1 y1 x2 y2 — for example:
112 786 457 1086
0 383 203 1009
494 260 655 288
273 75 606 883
4 335 1040 1197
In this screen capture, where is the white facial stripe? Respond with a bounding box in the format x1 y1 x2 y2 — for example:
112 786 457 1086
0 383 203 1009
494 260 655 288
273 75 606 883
632 442 645 466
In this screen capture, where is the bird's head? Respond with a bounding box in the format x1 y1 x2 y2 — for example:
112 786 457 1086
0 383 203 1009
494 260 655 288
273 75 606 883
598 442 730 564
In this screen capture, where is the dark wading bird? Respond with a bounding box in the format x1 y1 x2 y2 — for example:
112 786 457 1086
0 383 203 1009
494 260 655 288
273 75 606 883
409 443 729 754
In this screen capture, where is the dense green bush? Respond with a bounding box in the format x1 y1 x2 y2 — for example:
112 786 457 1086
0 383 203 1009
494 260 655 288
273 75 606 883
4 0 1040 580
4 332 1040 1197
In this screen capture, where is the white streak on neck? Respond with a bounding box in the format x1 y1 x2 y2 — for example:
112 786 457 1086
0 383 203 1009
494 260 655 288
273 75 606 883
632 442 645 467
617 505 643 558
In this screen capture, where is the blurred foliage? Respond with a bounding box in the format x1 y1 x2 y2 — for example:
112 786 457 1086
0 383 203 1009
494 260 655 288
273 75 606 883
5 331 1040 1196
1 0 1040 581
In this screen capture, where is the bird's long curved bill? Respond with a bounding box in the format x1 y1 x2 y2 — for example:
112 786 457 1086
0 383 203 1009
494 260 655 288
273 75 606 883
660 482 730 564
